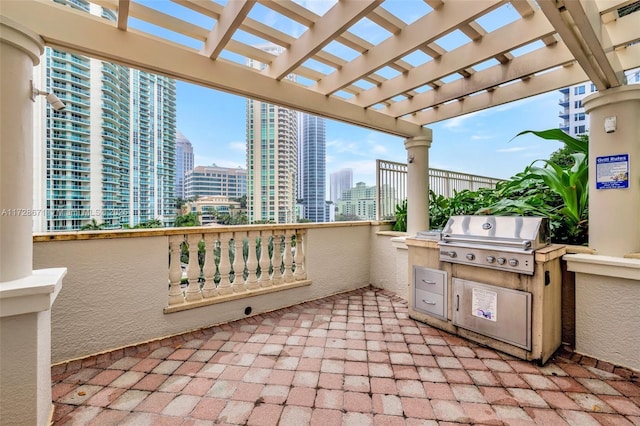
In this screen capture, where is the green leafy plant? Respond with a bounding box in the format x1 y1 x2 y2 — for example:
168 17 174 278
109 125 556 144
427 129 589 245
392 199 407 232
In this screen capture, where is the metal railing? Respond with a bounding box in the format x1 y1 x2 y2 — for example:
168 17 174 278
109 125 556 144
376 159 504 220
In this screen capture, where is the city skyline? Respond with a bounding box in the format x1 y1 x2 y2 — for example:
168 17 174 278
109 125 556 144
177 80 565 190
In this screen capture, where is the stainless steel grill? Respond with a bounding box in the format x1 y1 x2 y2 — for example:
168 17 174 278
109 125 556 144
438 215 550 275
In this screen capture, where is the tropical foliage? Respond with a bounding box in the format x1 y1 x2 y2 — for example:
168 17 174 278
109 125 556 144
393 129 589 245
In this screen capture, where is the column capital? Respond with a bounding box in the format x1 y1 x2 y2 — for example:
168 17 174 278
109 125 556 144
404 135 432 150
0 17 44 65
583 84 640 114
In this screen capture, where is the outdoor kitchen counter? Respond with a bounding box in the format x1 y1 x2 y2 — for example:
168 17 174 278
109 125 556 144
406 237 567 364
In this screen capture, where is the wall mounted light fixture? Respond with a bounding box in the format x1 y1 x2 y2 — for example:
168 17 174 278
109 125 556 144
31 80 66 111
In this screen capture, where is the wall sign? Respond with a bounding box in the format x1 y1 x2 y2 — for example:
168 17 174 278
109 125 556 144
596 154 629 190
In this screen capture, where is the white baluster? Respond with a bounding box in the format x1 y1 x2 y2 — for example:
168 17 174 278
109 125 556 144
258 231 272 288
232 232 247 292
271 232 284 285
293 230 306 280
201 233 218 298
283 230 294 283
185 233 203 302
168 235 185 305
245 231 260 290
217 233 233 295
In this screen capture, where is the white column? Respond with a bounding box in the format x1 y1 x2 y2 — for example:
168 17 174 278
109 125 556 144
583 85 640 256
0 17 65 426
404 134 433 236
0 18 42 282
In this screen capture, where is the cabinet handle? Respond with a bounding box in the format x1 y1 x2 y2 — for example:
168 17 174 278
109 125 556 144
421 279 436 284
456 294 460 311
422 299 436 305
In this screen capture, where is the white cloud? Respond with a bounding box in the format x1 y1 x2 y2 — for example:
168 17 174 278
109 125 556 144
441 110 484 130
229 141 246 151
294 0 337 16
471 134 493 141
496 146 528 153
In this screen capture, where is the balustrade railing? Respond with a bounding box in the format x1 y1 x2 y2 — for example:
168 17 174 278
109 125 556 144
167 227 307 309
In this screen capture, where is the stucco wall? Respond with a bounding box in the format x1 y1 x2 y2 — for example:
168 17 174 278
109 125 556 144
575 273 640 371
34 224 374 363
566 254 640 372
369 231 409 299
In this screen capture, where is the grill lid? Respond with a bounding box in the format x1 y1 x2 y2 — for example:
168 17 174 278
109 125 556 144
440 216 550 251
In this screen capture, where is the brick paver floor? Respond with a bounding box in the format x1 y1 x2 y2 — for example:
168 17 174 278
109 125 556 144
51 287 640 425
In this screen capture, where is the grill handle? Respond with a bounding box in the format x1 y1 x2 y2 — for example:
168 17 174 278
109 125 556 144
442 235 532 249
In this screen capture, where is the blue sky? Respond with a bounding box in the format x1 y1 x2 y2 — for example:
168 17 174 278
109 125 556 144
137 0 565 186
177 81 563 185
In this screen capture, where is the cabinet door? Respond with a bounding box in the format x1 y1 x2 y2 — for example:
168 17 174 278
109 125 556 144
452 278 531 350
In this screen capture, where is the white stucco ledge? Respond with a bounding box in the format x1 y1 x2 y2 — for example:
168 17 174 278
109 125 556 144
390 236 408 250
0 268 66 317
563 254 640 281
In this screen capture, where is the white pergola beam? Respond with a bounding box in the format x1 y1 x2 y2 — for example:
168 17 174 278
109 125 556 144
603 7 640 48
563 0 622 86
614 41 640 71
266 0 384 81
384 41 575 119
412 64 589 125
201 0 255 59
2 0 427 138
314 0 504 95
538 0 622 91
117 0 130 31
356 11 555 108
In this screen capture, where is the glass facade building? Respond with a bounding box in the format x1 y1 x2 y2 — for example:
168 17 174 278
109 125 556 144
33 0 176 231
298 113 327 222
175 130 194 199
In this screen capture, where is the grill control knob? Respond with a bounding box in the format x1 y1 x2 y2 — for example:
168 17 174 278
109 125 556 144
486 256 496 263
509 259 519 267
497 257 507 265
445 251 457 258
466 253 475 261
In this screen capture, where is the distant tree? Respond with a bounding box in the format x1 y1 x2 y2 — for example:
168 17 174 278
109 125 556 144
175 197 187 209
81 218 105 230
174 213 200 227
335 213 361 222
134 219 163 229
231 195 247 209
253 219 276 224
297 218 312 223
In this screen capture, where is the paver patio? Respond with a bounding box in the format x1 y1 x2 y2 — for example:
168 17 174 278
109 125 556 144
50 287 640 425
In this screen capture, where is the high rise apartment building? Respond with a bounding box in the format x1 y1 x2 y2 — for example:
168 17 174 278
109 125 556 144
32 0 176 231
298 113 327 222
336 182 378 220
246 46 298 223
185 165 247 200
330 168 353 203
559 68 640 137
175 130 194 199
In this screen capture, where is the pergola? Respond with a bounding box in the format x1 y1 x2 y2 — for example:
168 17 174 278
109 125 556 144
0 1 639 424
3 0 640 137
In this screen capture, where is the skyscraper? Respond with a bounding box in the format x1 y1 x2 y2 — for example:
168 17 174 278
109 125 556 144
330 168 353 203
246 46 298 223
175 130 194 199
32 0 176 231
298 113 327 222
